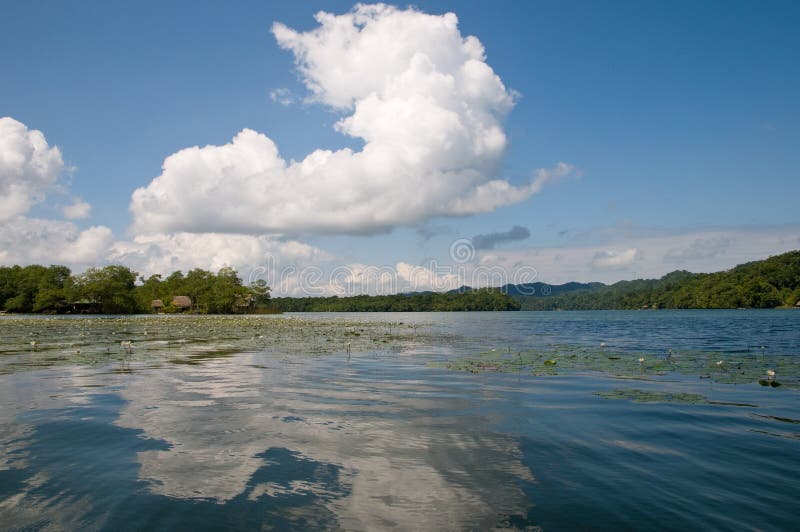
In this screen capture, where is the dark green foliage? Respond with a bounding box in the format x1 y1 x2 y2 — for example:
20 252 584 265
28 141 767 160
136 266 271 314
136 266 270 314
271 287 521 312
0 264 270 314
0 265 72 313
73 265 139 313
518 250 800 310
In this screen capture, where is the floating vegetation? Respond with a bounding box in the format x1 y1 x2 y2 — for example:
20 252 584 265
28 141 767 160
596 388 708 404
0 315 459 374
4 315 800 392
432 344 800 390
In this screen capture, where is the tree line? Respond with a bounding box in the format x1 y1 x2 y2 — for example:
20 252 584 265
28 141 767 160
0 264 519 314
517 250 800 310
0 264 271 314
271 288 522 312
3 250 797 314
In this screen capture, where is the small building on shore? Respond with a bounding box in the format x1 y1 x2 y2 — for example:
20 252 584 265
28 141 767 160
171 296 192 312
234 293 255 313
151 299 164 313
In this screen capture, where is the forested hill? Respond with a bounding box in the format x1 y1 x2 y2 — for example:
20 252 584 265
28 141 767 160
271 288 521 312
516 250 800 310
450 281 604 297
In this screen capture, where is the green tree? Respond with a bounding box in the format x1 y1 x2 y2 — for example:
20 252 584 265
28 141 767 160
74 265 139 313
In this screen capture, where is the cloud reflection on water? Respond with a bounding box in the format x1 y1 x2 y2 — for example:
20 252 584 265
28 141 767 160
115 353 535 529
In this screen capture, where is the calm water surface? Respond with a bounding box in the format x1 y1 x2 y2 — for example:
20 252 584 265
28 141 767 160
1 310 799 530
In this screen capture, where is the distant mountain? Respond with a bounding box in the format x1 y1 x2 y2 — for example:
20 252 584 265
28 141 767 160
501 281 606 297
444 250 800 310
511 251 800 310
449 281 603 297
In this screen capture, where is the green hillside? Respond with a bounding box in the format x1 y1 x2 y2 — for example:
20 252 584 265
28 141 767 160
518 250 800 310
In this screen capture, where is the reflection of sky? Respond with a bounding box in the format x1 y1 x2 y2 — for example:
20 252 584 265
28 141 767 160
3 310 800 529
114 353 535 530
0 315 537 529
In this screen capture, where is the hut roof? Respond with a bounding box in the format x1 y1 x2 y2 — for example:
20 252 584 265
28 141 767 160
234 293 254 307
151 299 164 308
171 296 192 308
796 300 800 307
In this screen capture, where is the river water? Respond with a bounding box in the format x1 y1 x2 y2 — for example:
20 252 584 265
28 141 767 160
1 310 798 530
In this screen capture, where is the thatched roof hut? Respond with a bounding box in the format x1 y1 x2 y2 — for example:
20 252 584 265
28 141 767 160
151 299 164 309
171 296 192 309
234 293 254 308
795 300 800 307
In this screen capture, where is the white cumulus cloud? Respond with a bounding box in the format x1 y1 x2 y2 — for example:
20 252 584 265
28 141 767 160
62 199 92 219
130 4 571 236
0 117 115 270
0 117 65 221
591 248 642 269
108 232 330 280
0 217 113 266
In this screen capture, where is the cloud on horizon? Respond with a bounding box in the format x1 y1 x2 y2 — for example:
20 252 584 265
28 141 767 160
475 226 800 285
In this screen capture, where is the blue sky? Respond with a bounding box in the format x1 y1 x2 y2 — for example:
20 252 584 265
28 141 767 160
1 1 799 292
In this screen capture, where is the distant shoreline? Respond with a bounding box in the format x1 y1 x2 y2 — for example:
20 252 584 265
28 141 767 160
2 307 797 317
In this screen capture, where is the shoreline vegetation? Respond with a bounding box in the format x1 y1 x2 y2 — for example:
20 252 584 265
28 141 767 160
513 250 800 310
0 265 273 315
0 250 798 315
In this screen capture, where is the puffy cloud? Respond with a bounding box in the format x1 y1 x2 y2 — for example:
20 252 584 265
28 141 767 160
591 248 642 269
0 119 332 279
131 5 570 236
447 162 576 215
472 225 530 251
0 217 112 266
323 260 463 296
0 118 113 270
108 232 329 280
62 199 91 219
0 117 65 221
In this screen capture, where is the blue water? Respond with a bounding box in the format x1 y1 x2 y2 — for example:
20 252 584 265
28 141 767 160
1 311 798 530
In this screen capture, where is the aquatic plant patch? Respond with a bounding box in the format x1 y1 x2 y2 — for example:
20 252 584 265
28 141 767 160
595 388 708 404
0 315 459 374
431 345 799 389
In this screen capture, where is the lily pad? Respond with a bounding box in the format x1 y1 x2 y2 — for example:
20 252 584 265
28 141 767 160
596 388 708 404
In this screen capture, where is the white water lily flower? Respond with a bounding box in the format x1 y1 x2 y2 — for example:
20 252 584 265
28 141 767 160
766 370 776 380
